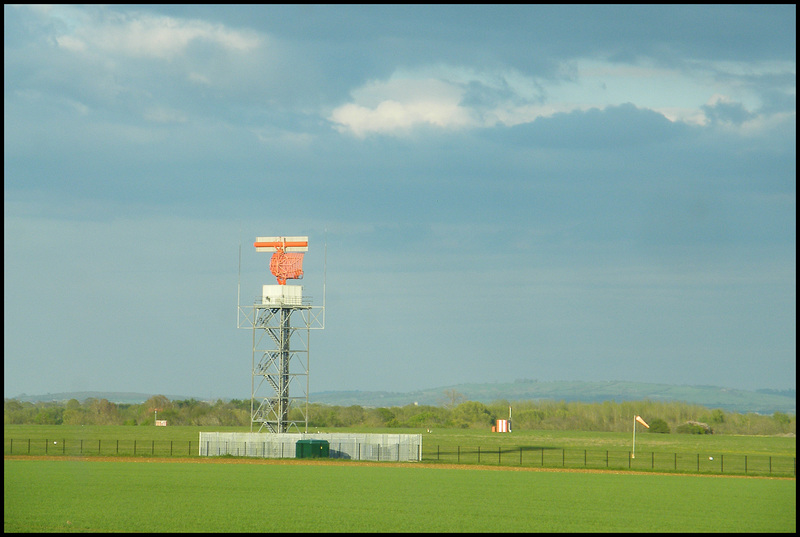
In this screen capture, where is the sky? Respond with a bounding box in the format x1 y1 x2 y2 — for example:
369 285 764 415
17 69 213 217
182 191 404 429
4 5 796 400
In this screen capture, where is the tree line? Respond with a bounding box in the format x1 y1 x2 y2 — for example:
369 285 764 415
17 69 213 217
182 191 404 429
4 394 795 435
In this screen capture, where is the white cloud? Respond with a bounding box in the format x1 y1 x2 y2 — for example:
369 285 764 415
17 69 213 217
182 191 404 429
45 8 261 60
329 57 795 136
328 78 475 136
327 67 605 136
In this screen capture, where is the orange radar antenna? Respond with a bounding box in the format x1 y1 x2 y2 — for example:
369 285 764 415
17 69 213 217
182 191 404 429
254 236 308 285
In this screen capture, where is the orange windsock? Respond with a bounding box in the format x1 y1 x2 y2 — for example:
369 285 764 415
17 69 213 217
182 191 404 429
635 415 650 428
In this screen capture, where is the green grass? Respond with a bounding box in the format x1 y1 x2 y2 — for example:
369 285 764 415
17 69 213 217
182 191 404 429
419 428 797 476
4 458 795 532
5 424 796 455
5 424 796 476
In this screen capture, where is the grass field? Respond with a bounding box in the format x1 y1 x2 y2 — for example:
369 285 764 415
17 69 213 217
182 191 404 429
4 425 796 532
4 458 796 533
5 425 796 476
5 424 797 454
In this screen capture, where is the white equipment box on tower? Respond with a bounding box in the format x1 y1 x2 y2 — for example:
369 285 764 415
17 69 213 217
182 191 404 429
262 285 303 306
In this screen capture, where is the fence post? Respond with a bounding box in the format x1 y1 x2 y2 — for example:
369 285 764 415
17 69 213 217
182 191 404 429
721 454 723 474
520 446 523 466
80 439 83 455
28 439 31 454
584 449 587 467
697 453 699 472
98 439 101 455
541 448 544 466
478 446 480 463
744 455 747 474
134 440 137 455
457 445 460 463
674 453 677 470
651 451 654 469
62 439 65 455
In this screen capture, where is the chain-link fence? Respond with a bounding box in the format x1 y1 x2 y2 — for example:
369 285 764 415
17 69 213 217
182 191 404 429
4 437 196 457
5 436 794 476
424 445 796 476
198 432 423 462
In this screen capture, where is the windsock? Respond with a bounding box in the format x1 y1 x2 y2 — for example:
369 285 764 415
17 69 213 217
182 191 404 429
635 415 650 428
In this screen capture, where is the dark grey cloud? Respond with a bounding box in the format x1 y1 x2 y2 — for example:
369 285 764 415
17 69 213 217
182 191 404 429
139 5 796 77
488 103 689 150
702 99 755 125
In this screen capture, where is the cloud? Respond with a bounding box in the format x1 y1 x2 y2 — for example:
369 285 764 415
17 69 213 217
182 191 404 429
492 103 689 149
50 9 261 60
327 69 565 136
328 78 473 136
327 53 795 137
4 5 795 397
702 94 755 125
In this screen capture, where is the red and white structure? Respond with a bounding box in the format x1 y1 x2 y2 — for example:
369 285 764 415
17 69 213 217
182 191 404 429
239 235 324 434
254 236 308 285
493 406 513 432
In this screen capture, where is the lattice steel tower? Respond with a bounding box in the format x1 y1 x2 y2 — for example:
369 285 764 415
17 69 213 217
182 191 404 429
238 236 324 433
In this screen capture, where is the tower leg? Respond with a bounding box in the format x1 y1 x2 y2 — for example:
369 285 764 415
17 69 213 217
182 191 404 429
279 308 291 433
249 303 310 434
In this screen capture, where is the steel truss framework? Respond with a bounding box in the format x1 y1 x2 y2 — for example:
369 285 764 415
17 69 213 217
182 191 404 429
239 302 324 433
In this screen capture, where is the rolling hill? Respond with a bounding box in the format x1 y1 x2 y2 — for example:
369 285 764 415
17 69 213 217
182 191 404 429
310 380 796 414
8 381 795 414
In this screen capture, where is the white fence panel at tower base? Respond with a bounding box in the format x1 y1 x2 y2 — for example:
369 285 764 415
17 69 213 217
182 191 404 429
199 432 423 462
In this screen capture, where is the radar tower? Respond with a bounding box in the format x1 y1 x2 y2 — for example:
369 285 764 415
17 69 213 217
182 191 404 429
239 236 324 433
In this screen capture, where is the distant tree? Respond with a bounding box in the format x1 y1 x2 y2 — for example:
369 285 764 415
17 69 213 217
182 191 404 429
33 406 62 425
676 421 712 434
339 405 366 426
4 400 26 424
374 407 397 427
442 389 465 409
88 398 121 425
772 412 790 426
648 418 670 433
228 399 250 411
452 401 494 428
62 408 87 425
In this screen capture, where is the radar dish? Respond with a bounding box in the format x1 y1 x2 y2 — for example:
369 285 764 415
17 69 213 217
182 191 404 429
270 251 304 285
254 236 308 285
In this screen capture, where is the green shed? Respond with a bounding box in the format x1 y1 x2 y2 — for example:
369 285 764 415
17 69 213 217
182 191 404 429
295 439 330 458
